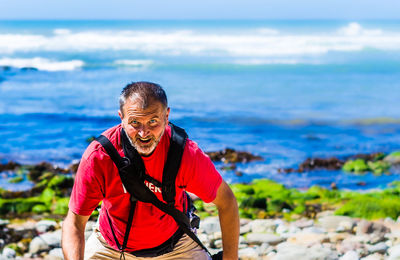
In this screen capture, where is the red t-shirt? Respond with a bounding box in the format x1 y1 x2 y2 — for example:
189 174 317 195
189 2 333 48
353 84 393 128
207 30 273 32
69 124 222 251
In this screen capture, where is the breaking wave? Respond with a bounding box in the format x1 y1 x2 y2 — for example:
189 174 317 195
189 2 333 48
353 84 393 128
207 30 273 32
0 57 84 71
0 23 399 58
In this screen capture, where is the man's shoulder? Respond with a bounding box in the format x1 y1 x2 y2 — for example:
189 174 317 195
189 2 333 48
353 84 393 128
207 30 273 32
82 124 122 160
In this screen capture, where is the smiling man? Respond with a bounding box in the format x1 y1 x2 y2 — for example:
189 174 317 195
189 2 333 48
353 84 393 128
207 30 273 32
61 82 239 260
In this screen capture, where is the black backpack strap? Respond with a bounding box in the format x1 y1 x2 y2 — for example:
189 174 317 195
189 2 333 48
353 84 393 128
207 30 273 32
97 129 211 256
162 123 188 206
96 135 137 255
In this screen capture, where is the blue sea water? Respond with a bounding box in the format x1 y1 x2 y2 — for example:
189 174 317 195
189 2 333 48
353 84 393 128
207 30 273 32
1 20 400 190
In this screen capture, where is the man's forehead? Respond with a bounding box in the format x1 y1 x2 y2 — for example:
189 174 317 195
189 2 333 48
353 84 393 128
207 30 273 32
124 99 165 117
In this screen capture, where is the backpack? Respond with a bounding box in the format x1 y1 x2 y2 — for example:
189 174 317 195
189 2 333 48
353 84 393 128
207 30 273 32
95 123 212 258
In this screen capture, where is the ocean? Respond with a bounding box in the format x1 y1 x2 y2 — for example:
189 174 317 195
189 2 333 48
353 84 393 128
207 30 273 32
1 20 400 190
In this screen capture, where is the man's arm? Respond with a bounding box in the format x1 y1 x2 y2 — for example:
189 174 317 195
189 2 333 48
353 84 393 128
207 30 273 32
212 180 239 260
62 209 91 260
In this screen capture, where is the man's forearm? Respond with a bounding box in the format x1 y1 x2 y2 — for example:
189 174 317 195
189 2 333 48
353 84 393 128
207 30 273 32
213 181 239 260
218 197 239 260
62 210 89 260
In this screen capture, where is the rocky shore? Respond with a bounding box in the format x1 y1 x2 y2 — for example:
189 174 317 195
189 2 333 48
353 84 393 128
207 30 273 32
3 212 400 260
2 149 400 259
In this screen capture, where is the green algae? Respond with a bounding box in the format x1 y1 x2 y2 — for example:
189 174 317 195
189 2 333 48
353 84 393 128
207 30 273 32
228 179 400 220
8 176 23 183
342 158 391 175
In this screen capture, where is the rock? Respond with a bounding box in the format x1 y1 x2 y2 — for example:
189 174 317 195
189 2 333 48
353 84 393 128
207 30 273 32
318 216 354 231
367 242 388 254
384 151 400 165
29 230 62 254
238 247 259 260
0 220 10 227
240 223 251 234
388 244 400 260
298 157 344 172
206 148 263 163
287 233 328 246
250 219 276 233
361 253 384 260
293 219 314 229
45 248 64 260
339 250 359 260
246 233 285 245
356 220 390 236
36 220 58 233
199 217 220 234
0 161 20 172
337 220 356 233
1 247 16 259
274 242 337 260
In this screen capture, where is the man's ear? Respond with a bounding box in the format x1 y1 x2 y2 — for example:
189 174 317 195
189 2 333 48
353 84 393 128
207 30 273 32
118 110 123 121
166 107 170 123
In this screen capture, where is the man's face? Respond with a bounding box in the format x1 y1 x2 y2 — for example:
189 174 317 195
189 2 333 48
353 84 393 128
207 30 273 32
119 98 169 156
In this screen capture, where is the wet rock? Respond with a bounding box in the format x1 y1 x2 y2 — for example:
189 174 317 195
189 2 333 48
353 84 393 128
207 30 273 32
351 153 385 162
280 157 344 173
0 161 20 172
206 148 263 163
298 157 344 172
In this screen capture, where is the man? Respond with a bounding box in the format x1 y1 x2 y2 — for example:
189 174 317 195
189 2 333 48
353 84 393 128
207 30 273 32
62 82 239 260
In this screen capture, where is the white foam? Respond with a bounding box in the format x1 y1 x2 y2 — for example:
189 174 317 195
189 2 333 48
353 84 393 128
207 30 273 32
0 57 84 71
114 59 154 67
53 28 71 35
337 22 382 36
0 23 399 58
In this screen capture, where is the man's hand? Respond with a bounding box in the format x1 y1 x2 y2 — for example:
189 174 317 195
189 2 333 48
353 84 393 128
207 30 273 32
62 209 90 260
212 180 239 260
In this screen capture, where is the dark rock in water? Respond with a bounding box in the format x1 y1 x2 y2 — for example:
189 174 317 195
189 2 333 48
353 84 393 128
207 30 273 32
235 171 244 177
0 161 20 172
357 181 367 186
221 164 237 171
350 152 385 162
280 157 344 173
298 157 344 172
28 162 57 182
20 67 38 71
206 148 263 163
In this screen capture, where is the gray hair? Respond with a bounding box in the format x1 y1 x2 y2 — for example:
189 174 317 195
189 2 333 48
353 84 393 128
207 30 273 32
119 81 168 117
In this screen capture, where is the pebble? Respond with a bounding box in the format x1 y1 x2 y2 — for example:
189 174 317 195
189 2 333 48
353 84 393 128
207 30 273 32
5 211 400 259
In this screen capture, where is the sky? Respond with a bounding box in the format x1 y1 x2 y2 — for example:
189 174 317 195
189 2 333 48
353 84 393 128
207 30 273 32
0 0 400 20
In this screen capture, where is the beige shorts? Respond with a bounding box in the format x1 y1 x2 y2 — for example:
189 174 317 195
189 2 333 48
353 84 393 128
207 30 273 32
84 229 211 260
